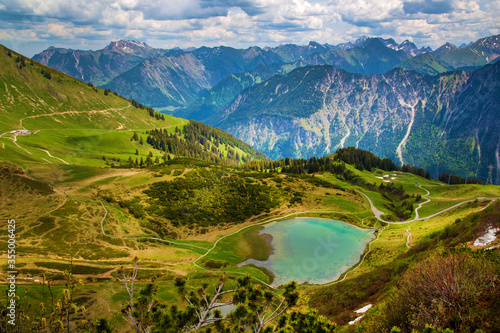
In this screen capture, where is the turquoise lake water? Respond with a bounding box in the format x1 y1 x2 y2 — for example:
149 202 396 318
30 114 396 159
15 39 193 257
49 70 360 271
239 217 375 287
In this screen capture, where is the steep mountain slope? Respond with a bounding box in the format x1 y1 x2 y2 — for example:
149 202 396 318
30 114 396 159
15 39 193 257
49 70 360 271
103 54 212 108
32 40 168 86
178 39 426 122
435 34 500 70
33 35 500 113
304 38 412 75
177 61 307 122
103 37 434 110
189 45 285 83
0 47 157 132
398 52 452 75
212 63 500 180
104 45 288 108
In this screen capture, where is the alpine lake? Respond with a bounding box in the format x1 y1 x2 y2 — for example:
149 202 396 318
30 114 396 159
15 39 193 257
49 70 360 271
238 217 375 287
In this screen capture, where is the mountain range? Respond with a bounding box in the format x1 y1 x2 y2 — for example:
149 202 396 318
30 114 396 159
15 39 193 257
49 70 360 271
31 34 500 180
33 35 500 110
210 63 500 181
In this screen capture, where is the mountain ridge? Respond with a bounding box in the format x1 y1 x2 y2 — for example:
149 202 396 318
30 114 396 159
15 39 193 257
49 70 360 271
32 35 500 110
210 62 500 181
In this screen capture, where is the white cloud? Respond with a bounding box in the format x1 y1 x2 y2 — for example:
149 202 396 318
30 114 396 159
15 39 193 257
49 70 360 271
330 0 403 25
46 23 72 38
0 0 498 56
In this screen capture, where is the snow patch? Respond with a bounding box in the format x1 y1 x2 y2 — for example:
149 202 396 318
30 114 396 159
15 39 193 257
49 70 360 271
349 304 372 325
474 227 499 247
354 304 372 314
349 315 364 325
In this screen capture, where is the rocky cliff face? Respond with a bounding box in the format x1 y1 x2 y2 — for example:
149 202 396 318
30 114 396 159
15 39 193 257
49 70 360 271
103 54 212 107
304 38 412 75
213 63 500 180
32 40 168 86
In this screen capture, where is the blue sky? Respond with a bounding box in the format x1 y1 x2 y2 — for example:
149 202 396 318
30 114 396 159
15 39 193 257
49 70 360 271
0 0 498 57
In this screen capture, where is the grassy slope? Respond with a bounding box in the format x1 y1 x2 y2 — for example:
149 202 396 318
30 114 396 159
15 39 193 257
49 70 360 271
318 164 499 219
0 46 267 329
0 45 183 171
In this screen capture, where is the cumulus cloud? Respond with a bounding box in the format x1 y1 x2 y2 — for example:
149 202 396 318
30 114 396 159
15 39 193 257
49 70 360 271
0 0 498 57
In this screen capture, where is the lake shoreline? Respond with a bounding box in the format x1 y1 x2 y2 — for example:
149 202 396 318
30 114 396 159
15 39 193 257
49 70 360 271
238 230 275 283
259 232 274 257
269 214 375 232
239 217 375 287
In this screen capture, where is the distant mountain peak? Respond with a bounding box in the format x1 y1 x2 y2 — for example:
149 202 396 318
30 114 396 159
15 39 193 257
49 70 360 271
434 42 458 55
459 42 473 48
397 40 419 55
308 41 323 48
354 35 368 46
106 40 151 54
361 37 386 48
381 38 398 48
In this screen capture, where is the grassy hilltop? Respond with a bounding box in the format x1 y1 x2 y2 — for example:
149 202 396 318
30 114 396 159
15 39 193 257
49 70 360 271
1 44 499 332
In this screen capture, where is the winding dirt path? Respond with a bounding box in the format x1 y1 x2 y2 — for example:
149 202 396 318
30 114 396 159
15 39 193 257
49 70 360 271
98 185 497 289
12 134 33 155
405 224 413 248
356 186 489 225
19 107 129 128
405 185 430 247
38 148 70 165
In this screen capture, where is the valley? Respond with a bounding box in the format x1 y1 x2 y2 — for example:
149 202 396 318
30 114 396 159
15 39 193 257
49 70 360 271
1 36 499 333
32 35 500 181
